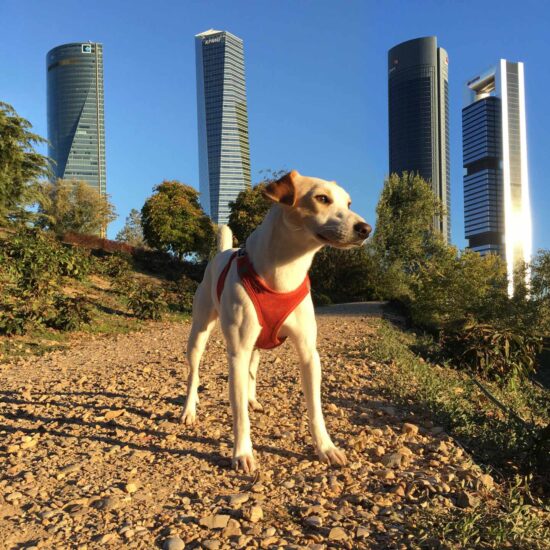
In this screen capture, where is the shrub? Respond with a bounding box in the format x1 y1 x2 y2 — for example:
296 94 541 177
441 321 543 382
127 284 166 320
57 245 93 280
95 253 132 278
170 275 198 313
0 288 55 335
46 294 93 331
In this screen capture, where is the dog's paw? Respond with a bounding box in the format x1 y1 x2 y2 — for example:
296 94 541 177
232 453 257 473
248 399 263 412
180 408 197 426
318 445 347 467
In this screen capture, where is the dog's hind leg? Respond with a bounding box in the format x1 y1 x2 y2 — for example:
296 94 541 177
181 284 217 426
248 349 263 411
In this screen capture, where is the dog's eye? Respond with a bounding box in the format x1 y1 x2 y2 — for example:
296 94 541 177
315 195 331 205
348 202 352 209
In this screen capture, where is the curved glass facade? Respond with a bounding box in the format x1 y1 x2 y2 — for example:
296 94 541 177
195 30 251 225
47 42 106 195
388 37 450 241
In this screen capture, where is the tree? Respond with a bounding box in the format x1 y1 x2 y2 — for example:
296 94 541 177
116 208 145 247
228 183 271 244
228 170 286 244
371 172 446 301
37 179 117 236
310 245 378 305
0 102 50 224
141 180 214 259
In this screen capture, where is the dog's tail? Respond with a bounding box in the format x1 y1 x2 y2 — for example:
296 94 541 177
217 224 233 252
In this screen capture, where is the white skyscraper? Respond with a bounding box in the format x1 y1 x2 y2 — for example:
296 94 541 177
463 60 532 293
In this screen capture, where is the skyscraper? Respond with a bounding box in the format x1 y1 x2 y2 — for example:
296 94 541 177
47 42 106 195
195 29 251 225
388 36 450 241
463 60 532 293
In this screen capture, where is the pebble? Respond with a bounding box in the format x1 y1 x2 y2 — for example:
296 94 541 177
163 536 185 550
246 505 264 523
200 514 231 529
328 527 348 541
402 423 419 436
229 493 250 506
304 516 323 528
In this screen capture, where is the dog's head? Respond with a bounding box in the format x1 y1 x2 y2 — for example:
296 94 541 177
263 170 371 249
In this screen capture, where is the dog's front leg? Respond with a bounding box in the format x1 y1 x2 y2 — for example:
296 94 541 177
227 346 257 472
293 336 347 467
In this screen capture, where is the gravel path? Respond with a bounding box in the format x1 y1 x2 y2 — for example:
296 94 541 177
0 314 492 549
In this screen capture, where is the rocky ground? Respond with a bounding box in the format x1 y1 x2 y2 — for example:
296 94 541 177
0 310 496 549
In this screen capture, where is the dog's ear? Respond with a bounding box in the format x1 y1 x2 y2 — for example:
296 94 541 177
263 170 299 206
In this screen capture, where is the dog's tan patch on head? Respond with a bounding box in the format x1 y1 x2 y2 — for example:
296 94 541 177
263 170 301 206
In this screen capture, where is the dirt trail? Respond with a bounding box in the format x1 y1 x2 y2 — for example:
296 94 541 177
0 314 489 549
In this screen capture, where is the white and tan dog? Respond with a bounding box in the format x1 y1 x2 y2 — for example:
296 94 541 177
181 170 371 472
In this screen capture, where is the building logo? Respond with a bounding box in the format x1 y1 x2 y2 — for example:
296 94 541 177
82 44 92 54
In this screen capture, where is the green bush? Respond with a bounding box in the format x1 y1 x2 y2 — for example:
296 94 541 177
441 321 543 382
0 227 61 293
127 284 166 320
95 252 132 278
57 246 93 280
46 294 93 331
169 275 198 313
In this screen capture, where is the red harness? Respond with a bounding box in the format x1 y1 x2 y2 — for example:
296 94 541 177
216 250 310 350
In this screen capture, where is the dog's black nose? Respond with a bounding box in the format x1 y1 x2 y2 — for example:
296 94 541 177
354 222 371 238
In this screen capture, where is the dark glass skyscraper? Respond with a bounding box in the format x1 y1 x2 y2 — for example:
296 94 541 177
47 42 106 195
463 60 532 293
388 36 450 241
195 29 251 225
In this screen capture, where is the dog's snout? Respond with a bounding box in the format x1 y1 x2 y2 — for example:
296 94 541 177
354 222 371 238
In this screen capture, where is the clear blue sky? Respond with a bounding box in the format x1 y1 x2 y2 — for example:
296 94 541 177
2 0 549 250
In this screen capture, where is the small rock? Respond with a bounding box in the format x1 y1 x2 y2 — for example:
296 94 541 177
381 452 403 468
246 505 263 523
304 516 323 528
357 526 370 538
202 540 220 550
104 409 126 420
456 490 479 509
163 536 185 550
402 423 419 436
222 518 241 537
125 482 139 494
229 493 249 507
200 514 230 529
479 474 494 490
328 527 348 541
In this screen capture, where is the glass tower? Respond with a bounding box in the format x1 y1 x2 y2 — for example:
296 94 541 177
463 60 532 293
195 29 251 225
388 36 450 242
46 42 106 195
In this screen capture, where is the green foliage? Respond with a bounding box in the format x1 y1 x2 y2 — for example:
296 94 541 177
116 208 145 247
407 475 549 549
127 284 166 320
441 321 543 382
141 180 214 259
408 247 509 331
169 275 198 313
228 182 271 244
365 320 549 484
37 179 117 235
310 245 377 304
95 252 132 278
0 102 50 224
372 172 446 301
46 294 93 331
0 227 95 334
